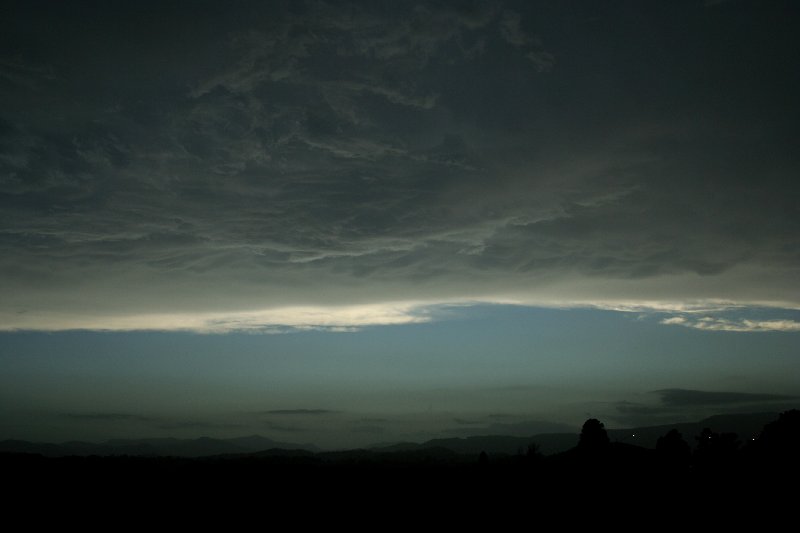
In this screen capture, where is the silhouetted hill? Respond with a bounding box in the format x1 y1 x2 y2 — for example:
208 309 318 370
228 434 312 452
0 411 788 459
373 433 578 456
0 435 316 458
3 407 798 515
318 446 468 466
206 446 470 468
4 410 798 516
606 412 779 449
250 447 318 458
371 412 786 457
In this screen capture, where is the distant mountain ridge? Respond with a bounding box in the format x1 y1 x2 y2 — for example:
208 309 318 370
605 412 777 449
0 411 785 458
372 433 578 456
370 412 784 456
0 434 317 458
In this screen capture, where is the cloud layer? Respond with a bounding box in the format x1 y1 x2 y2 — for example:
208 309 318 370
1 1 798 331
612 388 799 427
661 316 800 333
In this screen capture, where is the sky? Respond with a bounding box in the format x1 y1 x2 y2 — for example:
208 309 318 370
1 0 798 449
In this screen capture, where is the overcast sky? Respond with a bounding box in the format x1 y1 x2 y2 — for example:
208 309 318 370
1 0 798 447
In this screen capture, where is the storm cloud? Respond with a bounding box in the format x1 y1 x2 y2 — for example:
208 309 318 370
1 1 798 331
612 388 799 427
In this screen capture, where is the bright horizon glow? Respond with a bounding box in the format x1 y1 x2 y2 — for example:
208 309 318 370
2 298 799 333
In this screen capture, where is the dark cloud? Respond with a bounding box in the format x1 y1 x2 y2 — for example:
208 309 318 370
263 409 339 416
61 413 245 431
486 413 516 419
349 425 385 435
61 413 152 422
264 422 308 433
1 1 799 330
453 418 484 425
444 419 573 437
614 401 667 418
610 400 697 428
611 389 799 427
155 421 244 431
654 389 796 407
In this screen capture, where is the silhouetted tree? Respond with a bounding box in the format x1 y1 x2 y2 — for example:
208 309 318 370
526 442 542 461
716 432 741 455
753 409 800 471
478 451 489 465
694 427 740 470
656 429 691 468
758 409 800 453
695 427 715 452
578 419 610 451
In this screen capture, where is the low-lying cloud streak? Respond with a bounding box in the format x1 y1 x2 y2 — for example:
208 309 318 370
1 1 798 331
660 316 800 333
62 413 153 422
0 303 434 332
654 389 797 407
611 388 799 427
264 409 339 416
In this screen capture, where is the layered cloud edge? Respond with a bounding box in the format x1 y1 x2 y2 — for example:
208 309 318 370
2 298 799 333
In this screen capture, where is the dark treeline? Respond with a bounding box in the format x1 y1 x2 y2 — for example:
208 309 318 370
3 410 798 511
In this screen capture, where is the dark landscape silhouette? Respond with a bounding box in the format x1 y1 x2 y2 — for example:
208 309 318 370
4 410 798 506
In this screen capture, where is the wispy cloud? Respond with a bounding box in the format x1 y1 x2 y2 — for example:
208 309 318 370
61 413 152 422
577 300 746 314
349 425 385 435
443 419 573 437
4 298 799 333
263 422 308 433
561 300 800 334
263 409 339 416
0 303 434 333
155 421 244 431
654 389 797 407
453 418 484 425
660 316 800 332
499 10 555 71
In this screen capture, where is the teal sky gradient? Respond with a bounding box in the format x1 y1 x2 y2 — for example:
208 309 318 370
2 305 798 448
